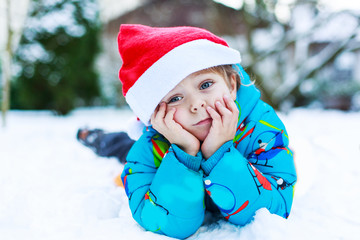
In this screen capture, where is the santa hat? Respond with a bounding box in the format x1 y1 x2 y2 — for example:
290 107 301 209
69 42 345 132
118 24 241 125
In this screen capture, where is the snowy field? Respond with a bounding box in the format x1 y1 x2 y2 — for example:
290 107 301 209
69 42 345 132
1 107 359 240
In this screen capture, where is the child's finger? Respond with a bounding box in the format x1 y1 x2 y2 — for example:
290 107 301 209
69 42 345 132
223 95 239 114
150 106 159 124
215 100 232 118
151 102 166 125
219 96 238 128
164 107 176 127
207 106 221 126
157 102 167 118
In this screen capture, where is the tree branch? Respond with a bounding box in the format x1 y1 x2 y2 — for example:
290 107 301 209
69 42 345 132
2 0 13 127
272 28 360 104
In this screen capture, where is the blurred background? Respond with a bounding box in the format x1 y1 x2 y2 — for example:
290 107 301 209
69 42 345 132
1 0 360 123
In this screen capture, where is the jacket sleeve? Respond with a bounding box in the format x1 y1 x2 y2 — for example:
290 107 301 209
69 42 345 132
200 105 297 225
121 128 205 239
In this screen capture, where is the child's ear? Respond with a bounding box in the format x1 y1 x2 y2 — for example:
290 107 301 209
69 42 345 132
229 74 237 100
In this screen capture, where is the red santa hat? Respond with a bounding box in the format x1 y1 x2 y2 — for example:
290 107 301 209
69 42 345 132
118 24 241 125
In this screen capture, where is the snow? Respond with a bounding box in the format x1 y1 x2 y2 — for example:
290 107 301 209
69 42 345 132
25 0 88 37
252 24 284 52
213 0 243 10
16 43 51 63
311 12 359 43
291 4 315 35
97 0 144 23
1 107 360 240
319 0 360 12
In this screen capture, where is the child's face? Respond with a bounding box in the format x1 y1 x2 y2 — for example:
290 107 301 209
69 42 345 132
160 71 237 141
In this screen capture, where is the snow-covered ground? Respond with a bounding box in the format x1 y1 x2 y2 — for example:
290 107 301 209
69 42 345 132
0 107 359 240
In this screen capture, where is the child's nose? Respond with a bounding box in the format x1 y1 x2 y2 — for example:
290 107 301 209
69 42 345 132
191 101 206 112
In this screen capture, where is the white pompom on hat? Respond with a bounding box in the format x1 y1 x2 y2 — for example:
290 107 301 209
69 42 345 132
118 24 241 125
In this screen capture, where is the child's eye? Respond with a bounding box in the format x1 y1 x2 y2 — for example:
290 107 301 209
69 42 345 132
168 96 182 103
200 81 213 90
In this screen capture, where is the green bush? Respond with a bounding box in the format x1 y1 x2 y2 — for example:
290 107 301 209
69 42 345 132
12 0 101 115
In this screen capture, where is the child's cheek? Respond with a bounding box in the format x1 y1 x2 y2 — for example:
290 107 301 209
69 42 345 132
173 109 185 126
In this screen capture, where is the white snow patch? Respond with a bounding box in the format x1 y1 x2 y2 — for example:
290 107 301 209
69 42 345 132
0 107 359 240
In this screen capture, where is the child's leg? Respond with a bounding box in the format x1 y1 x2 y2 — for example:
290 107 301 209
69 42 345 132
96 132 135 164
77 129 135 164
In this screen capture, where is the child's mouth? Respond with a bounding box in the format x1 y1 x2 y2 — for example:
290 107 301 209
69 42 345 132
194 118 212 126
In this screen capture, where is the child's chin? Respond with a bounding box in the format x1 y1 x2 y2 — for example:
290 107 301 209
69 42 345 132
196 132 209 142
188 126 211 142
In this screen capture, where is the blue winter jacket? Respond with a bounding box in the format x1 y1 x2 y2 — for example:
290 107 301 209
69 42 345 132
121 64 297 239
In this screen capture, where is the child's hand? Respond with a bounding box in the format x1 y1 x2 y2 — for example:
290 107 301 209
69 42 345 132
151 102 200 156
201 95 238 159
